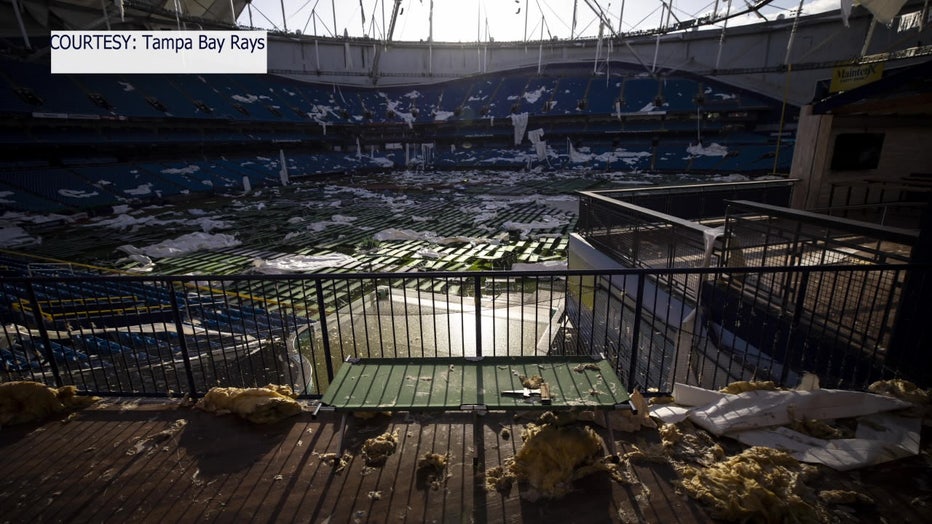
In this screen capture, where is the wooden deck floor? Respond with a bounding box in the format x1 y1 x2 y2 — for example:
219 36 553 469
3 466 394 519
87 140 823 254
0 399 929 523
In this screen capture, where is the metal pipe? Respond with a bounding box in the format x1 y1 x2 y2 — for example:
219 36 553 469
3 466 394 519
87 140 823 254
280 0 288 31
618 0 625 33
524 0 529 42
784 0 805 65
359 0 365 36
11 0 33 50
714 0 732 71
572 0 578 39
861 17 877 57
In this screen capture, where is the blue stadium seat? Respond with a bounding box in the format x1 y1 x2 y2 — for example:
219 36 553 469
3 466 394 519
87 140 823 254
4 169 118 209
621 77 661 113
586 75 624 115
661 78 701 112
0 60 108 116
552 76 592 115
72 74 166 118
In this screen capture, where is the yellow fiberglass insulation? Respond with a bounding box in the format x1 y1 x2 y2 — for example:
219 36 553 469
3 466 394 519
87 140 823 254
361 430 398 466
511 422 606 500
677 446 827 524
195 384 302 424
719 380 779 394
0 381 99 426
868 378 930 405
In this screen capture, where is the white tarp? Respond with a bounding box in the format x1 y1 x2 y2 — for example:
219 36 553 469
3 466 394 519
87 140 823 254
528 128 547 161
118 232 240 258
687 388 910 436
510 112 529 145
650 383 919 470
687 142 729 157
251 253 357 274
857 0 909 25
373 227 496 246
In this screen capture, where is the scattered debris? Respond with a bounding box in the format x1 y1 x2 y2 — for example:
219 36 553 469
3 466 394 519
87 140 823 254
518 374 543 388
195 384 302 424
0 381 99 427
574 390 655 432
499 427 511 441
677 446 828 523
367 491 382 500
126 419 188 456
572 363 600 373
361 431 398 466
416 452 449 490
658 423 724 466
316 450 354 472
626 421 724 467
485 461 517 494
654 381 922 471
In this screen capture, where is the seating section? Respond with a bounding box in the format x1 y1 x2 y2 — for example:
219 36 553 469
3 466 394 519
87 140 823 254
0 57 783 125
0 57 793 213
0 253 307 375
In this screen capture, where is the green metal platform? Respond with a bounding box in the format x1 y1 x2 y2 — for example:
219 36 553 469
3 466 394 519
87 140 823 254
320 356 630 412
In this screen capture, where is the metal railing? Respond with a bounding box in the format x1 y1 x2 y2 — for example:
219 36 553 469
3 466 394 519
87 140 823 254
2 265 929 398
576 180 797 304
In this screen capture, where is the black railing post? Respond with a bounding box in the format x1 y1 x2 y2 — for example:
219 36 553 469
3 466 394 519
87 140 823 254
784 268 811 386
24 281 63 388
167 280 199 399
315 278 335 381
627 273 645 389
474 275 482 358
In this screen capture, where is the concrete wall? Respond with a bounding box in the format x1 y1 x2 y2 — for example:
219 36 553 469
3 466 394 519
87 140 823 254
791 109 932 210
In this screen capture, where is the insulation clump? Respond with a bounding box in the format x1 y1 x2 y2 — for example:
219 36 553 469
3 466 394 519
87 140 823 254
484 416 610 500
195 384 302 424
627 422 723 466
316 450 354 472
361 431 398 466
0 381 99 427
788 416 849 440
867 379 930 405
511 421 606 500
819 489 875 506
485 460 517 494
719 380 778 394
519 374 543 388
677 446 826 523
416 452 449 490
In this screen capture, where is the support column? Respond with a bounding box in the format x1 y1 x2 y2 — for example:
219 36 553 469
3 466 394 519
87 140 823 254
789 105 834 210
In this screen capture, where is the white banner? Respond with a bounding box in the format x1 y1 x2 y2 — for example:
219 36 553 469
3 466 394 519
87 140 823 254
50 31 267 74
